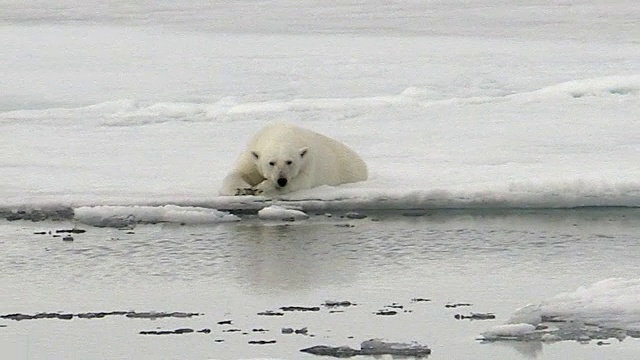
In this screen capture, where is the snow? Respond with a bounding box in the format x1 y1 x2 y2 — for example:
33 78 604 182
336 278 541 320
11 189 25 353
481 278 640 342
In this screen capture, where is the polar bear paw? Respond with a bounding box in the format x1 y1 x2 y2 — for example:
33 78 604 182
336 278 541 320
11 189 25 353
234 187 263 196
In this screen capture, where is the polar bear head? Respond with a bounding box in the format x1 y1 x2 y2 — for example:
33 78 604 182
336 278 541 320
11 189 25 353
251 147 308 189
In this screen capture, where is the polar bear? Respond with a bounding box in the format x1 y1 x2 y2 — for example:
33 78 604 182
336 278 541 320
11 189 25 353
219 122 368 196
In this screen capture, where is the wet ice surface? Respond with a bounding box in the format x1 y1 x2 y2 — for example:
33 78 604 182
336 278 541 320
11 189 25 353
2 209 640 359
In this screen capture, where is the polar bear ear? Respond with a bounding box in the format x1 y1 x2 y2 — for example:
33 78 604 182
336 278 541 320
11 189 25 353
251 150 260 160
299 147 308 158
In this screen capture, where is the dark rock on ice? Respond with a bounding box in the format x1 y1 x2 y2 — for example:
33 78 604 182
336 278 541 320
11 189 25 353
56 228 86 234
282 326 309 335
445 303 472 308
89 214 137 229
139 330 171 335
5 211 31 221
2 208 74 221
401 210 429 217
125 311 200 319
455 312 496 320
344 212 367 219
360 339 431 356
2 310 201 322
28 210 47 222
411 298 432 302
280 306 320 312
301 339 431 358
334 224 354 228
374 310 397 316
323 300 354 307
1 313 34 321
223 328 241 333
51 207 75 220
301 345 360 357
139 328 197 335
77 312 107 319
248 340 277 345
257 310 284 316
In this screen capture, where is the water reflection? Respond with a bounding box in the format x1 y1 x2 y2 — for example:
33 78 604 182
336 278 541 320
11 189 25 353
227 222 363 292
485 341 543 359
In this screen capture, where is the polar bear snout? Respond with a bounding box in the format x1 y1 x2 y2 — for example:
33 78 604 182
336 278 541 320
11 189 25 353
277 178 288 187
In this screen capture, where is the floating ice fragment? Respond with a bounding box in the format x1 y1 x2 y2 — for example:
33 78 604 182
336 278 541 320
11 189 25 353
300 339 431 357
480 278 640 343
360 338 431 355
480 324 537 340
257 205 309 221
74 205 239 227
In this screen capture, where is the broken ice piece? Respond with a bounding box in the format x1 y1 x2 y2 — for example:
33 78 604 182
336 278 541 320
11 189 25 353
360 338 431 356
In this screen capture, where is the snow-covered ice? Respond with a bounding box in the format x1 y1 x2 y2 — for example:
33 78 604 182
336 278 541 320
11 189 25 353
481 324 537 340
2 1 640 220
481 278 640 342
257 205 309 221
74 205 240 227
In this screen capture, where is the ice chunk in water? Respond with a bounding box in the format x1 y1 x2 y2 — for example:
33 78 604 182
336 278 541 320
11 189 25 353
258 205 309 220
360 338 431 356
480 324 537 340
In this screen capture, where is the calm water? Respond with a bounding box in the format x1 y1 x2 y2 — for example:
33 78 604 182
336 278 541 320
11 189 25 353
2 209 640 359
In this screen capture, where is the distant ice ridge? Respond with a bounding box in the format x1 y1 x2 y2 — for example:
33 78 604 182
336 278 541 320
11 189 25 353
524 75 640 99
480 278 640 343
2 75 638 126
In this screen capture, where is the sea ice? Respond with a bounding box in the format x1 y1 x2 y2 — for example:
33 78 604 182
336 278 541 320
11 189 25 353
73 205 239 227
257 205 309 221
480 324 537 340
480 278 640 342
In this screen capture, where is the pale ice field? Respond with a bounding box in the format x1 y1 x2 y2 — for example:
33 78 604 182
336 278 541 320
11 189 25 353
1 1 640 359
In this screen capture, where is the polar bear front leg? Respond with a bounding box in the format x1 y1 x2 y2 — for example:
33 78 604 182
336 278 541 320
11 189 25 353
253 179 278 196
219 172 255 196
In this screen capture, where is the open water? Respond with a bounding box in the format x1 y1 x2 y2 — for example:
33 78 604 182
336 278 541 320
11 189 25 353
2 208 640 359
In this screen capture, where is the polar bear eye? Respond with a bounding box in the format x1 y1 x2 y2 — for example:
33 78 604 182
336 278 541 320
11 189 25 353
268 161 275 166
286 160 292 165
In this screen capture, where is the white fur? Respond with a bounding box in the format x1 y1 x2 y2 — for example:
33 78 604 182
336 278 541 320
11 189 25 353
219 122 368 196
